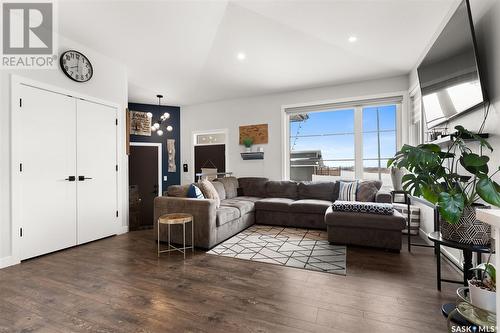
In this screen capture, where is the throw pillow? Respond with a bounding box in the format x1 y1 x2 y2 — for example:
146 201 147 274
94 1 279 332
215 177 239 199
187 184 205 199
338 180 358 201
211 181 226 201
356 180 382 202
167 184 191 197
198 179 221 208
332 201 394 215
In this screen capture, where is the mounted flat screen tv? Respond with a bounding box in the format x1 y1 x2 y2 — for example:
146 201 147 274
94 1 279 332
417 0 487 129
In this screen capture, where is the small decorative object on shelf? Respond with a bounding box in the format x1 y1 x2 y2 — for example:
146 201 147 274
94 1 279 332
241 152 264 160
446 287 496 332
389 125 500 245
242 137 253 152
469 256 496 313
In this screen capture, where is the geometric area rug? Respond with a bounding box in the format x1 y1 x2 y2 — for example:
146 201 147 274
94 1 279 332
207 225 346 276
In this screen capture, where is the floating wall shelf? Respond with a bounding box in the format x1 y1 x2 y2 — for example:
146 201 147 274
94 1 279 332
241 152 264 160
429 133 489 147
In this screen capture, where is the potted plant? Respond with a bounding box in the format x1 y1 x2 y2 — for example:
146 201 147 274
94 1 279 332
388 125 500 245
242 137 253 152
469 258 496 313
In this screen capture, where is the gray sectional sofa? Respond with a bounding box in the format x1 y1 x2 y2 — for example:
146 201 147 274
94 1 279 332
154 177 405 251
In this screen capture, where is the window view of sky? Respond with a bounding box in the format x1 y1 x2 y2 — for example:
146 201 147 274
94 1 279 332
290 105 397 183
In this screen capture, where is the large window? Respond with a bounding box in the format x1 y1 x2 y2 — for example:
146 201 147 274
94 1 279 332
362 105 397 185
287 98 401 187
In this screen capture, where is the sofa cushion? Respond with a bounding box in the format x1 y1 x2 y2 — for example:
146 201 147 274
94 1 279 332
214 177 239 199
325 206 405 231
298 181 336 201
233 196 261 203
357 180 382 202
211 181 226 201
198 179 221 208
220 198 254 216
238 177 268 197
290 199 333 214
216 206 241 227
266 181 298 199
167 184 190 197
254 198 295 213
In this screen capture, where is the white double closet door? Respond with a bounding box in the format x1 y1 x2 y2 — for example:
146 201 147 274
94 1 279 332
18 84 118 260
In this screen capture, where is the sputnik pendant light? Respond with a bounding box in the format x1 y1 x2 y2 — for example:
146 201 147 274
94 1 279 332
148 94 173 136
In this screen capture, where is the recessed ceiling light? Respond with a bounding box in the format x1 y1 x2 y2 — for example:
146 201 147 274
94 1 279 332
236 52 246 61
348 36 358 43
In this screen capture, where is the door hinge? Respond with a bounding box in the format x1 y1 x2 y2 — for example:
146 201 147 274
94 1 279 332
19 163 22 172
19 98 22 108
115 119 118 126
115 164 118 171
116 210 119 218
20 228 23 237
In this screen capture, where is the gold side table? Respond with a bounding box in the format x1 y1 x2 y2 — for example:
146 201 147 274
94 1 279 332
157 213 194 259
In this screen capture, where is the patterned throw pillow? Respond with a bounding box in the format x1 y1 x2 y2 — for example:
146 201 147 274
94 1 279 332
332 201 394 215
187 184 205 199
198 179 221 208
338 181 358 201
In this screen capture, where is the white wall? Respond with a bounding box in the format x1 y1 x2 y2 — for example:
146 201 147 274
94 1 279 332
409 0 500 266
180 75 409 185
0 35 128 268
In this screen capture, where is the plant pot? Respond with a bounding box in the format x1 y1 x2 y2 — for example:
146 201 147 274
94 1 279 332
468 280 496 313
245 147 252 152
440 206 491 245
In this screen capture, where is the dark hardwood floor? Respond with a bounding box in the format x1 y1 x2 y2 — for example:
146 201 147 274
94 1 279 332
0 229 460 333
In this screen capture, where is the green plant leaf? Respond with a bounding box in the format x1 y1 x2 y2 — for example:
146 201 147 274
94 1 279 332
477 178 500 208
462 153 489 167
485 263 496 285
438 192 464 224
419 144 441 153
459 156 489 175
421 184 440 204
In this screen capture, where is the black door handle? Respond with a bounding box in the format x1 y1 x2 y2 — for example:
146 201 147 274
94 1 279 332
65 176 76 181
78 176 93 181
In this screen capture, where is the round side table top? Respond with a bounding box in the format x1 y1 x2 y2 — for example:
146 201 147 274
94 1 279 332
158 213 193 225
427 231 491 252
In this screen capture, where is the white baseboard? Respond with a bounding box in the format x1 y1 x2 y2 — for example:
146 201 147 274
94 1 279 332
0 256 20 269
118 225 129 235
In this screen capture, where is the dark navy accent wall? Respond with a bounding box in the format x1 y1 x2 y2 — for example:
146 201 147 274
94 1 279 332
128 103 181 189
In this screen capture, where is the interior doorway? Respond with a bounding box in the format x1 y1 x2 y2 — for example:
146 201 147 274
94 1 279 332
193 131 227 182
129 143 162 231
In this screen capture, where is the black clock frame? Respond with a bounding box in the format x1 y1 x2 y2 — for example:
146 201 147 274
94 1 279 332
59 50 93 83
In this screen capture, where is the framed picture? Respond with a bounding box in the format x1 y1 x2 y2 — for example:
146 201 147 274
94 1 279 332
130 111 151 136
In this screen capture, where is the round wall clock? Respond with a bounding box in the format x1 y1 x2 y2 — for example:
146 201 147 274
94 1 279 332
60 50 93 82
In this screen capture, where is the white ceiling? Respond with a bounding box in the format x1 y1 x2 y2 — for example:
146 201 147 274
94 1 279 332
58 0 458 106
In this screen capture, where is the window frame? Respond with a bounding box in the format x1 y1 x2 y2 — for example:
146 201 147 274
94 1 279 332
282 94 404 182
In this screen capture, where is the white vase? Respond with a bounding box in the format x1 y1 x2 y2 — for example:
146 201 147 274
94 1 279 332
390 167 404 191
468 280 496 313
245 147 251 152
